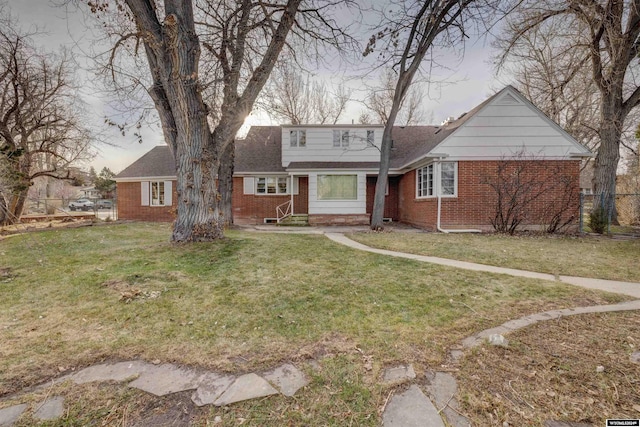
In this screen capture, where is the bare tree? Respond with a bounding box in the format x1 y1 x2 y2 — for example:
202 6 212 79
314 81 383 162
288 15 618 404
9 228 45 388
496 0 640 219
93 0 352 241
0 18 92 225
362 68 426 125
497 20 601 154
258 60 351 124
367 0 495 230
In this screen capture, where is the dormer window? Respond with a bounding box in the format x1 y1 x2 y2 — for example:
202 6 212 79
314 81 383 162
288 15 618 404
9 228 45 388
290 130 306 147
367 130 374 146
333 130 349 148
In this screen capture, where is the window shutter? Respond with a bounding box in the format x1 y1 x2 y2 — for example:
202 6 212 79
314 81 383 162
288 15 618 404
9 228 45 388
141 181 150 206
293 177 299 195
164 181 173 206
243 177 254 194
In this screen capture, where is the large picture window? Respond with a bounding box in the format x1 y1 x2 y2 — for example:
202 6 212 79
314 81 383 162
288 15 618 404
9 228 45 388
256 177 289 195
317 175 357 200
416 162 457 198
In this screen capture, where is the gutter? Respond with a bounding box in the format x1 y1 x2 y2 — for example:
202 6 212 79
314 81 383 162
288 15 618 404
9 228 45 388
434 158 481 234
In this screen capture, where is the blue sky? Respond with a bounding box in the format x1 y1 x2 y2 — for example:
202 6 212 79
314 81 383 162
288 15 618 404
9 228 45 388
10 0 506 173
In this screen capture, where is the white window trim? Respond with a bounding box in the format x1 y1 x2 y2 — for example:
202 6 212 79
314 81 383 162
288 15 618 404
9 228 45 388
332 130 350 148
254 176 292 195
317 174 358 201
290 130 306 148
415 162 458 199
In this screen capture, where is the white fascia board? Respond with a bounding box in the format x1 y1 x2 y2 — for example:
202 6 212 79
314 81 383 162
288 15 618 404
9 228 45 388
234 172 289 176
397 153 450 172
115 176 176 183
570 152 595 158
281 124 385 129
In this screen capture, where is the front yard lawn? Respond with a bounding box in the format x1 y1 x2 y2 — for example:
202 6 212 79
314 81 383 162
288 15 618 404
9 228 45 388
0 223 632 425
348 231 640 282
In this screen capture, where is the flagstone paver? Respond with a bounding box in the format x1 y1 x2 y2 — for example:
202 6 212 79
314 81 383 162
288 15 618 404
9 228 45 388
33 396 65 421
0 404 27 427
72 360 154 384
262 363 309 397
424 372 470 427
128 364 203 396
382 364 416 385
213 373 279 406
191 373 235 407
382 385 444 427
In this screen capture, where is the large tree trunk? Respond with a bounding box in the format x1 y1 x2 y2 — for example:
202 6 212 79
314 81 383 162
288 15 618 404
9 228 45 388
218 140 234 225
170 88 225 242
593 92 623 223
370 125 393 230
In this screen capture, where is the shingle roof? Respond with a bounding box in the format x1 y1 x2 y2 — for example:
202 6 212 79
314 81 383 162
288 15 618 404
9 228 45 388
116 145 176 178
235 126 284 173
116 86 547 179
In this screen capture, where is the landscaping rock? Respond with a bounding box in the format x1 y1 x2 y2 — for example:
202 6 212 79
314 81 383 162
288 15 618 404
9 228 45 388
488 334 509 347
191 373 235 407
213 373 278 406
128 364 202 396
382 385 444 427
262 363 308 397
34 396 65 421
0 403 27 427
382 364 416 385
630 352 640 364
72 360 154 384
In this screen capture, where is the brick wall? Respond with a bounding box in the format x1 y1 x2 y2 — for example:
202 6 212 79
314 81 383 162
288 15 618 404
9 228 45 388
308 214 371 225
366 176 400 220
398 161 580 231
117 181 177 222
232 177 309 225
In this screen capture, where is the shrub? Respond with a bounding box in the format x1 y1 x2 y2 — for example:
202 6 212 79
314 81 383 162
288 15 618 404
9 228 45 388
589 207 608 234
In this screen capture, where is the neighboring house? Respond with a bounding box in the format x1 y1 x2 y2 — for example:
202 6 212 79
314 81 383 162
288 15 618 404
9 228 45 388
115 86 592 231
77 186 101 199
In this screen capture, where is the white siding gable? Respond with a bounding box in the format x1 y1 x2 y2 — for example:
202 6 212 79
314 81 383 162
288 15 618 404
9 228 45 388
433 87 591 161
281 126 383 167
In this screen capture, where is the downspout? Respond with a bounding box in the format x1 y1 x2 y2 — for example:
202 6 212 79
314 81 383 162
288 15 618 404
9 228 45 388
290 173 294 215
435 158 481 233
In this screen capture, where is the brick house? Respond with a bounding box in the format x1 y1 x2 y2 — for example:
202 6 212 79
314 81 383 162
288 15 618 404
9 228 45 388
115 86 592 230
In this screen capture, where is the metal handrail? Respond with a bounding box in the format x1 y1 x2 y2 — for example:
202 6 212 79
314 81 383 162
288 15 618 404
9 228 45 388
276 200 292 223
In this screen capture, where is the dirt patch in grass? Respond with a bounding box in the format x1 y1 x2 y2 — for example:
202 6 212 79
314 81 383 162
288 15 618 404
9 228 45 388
457 311 640 426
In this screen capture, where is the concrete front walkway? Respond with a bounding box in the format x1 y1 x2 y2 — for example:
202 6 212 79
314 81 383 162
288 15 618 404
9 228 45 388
325 233 640 298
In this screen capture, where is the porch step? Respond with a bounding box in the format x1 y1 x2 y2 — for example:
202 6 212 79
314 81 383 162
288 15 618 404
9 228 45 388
278 214 309 226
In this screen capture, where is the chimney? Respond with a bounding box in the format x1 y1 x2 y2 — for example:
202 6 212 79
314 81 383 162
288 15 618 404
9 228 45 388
440 116 455 126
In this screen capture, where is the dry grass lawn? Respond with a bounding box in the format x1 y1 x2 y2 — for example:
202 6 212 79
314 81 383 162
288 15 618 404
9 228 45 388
348 231 640 282
457 311 640 426
0 222 636 425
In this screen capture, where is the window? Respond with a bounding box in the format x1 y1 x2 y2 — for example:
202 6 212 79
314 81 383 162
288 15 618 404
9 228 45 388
366 130 374 146
290 130 306 147
317 175 357 200
256 177 289 195
151 181 165 205
440 162 455 195
416 162 457 198
141 181 172 207
332 130 349 148
417 165 434 197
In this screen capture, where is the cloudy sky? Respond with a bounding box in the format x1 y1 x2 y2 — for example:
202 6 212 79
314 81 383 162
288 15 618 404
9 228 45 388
9 0 505 173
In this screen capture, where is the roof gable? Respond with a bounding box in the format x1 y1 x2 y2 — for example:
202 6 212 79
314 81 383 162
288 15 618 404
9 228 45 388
420 86 591 163
115 146 176 179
